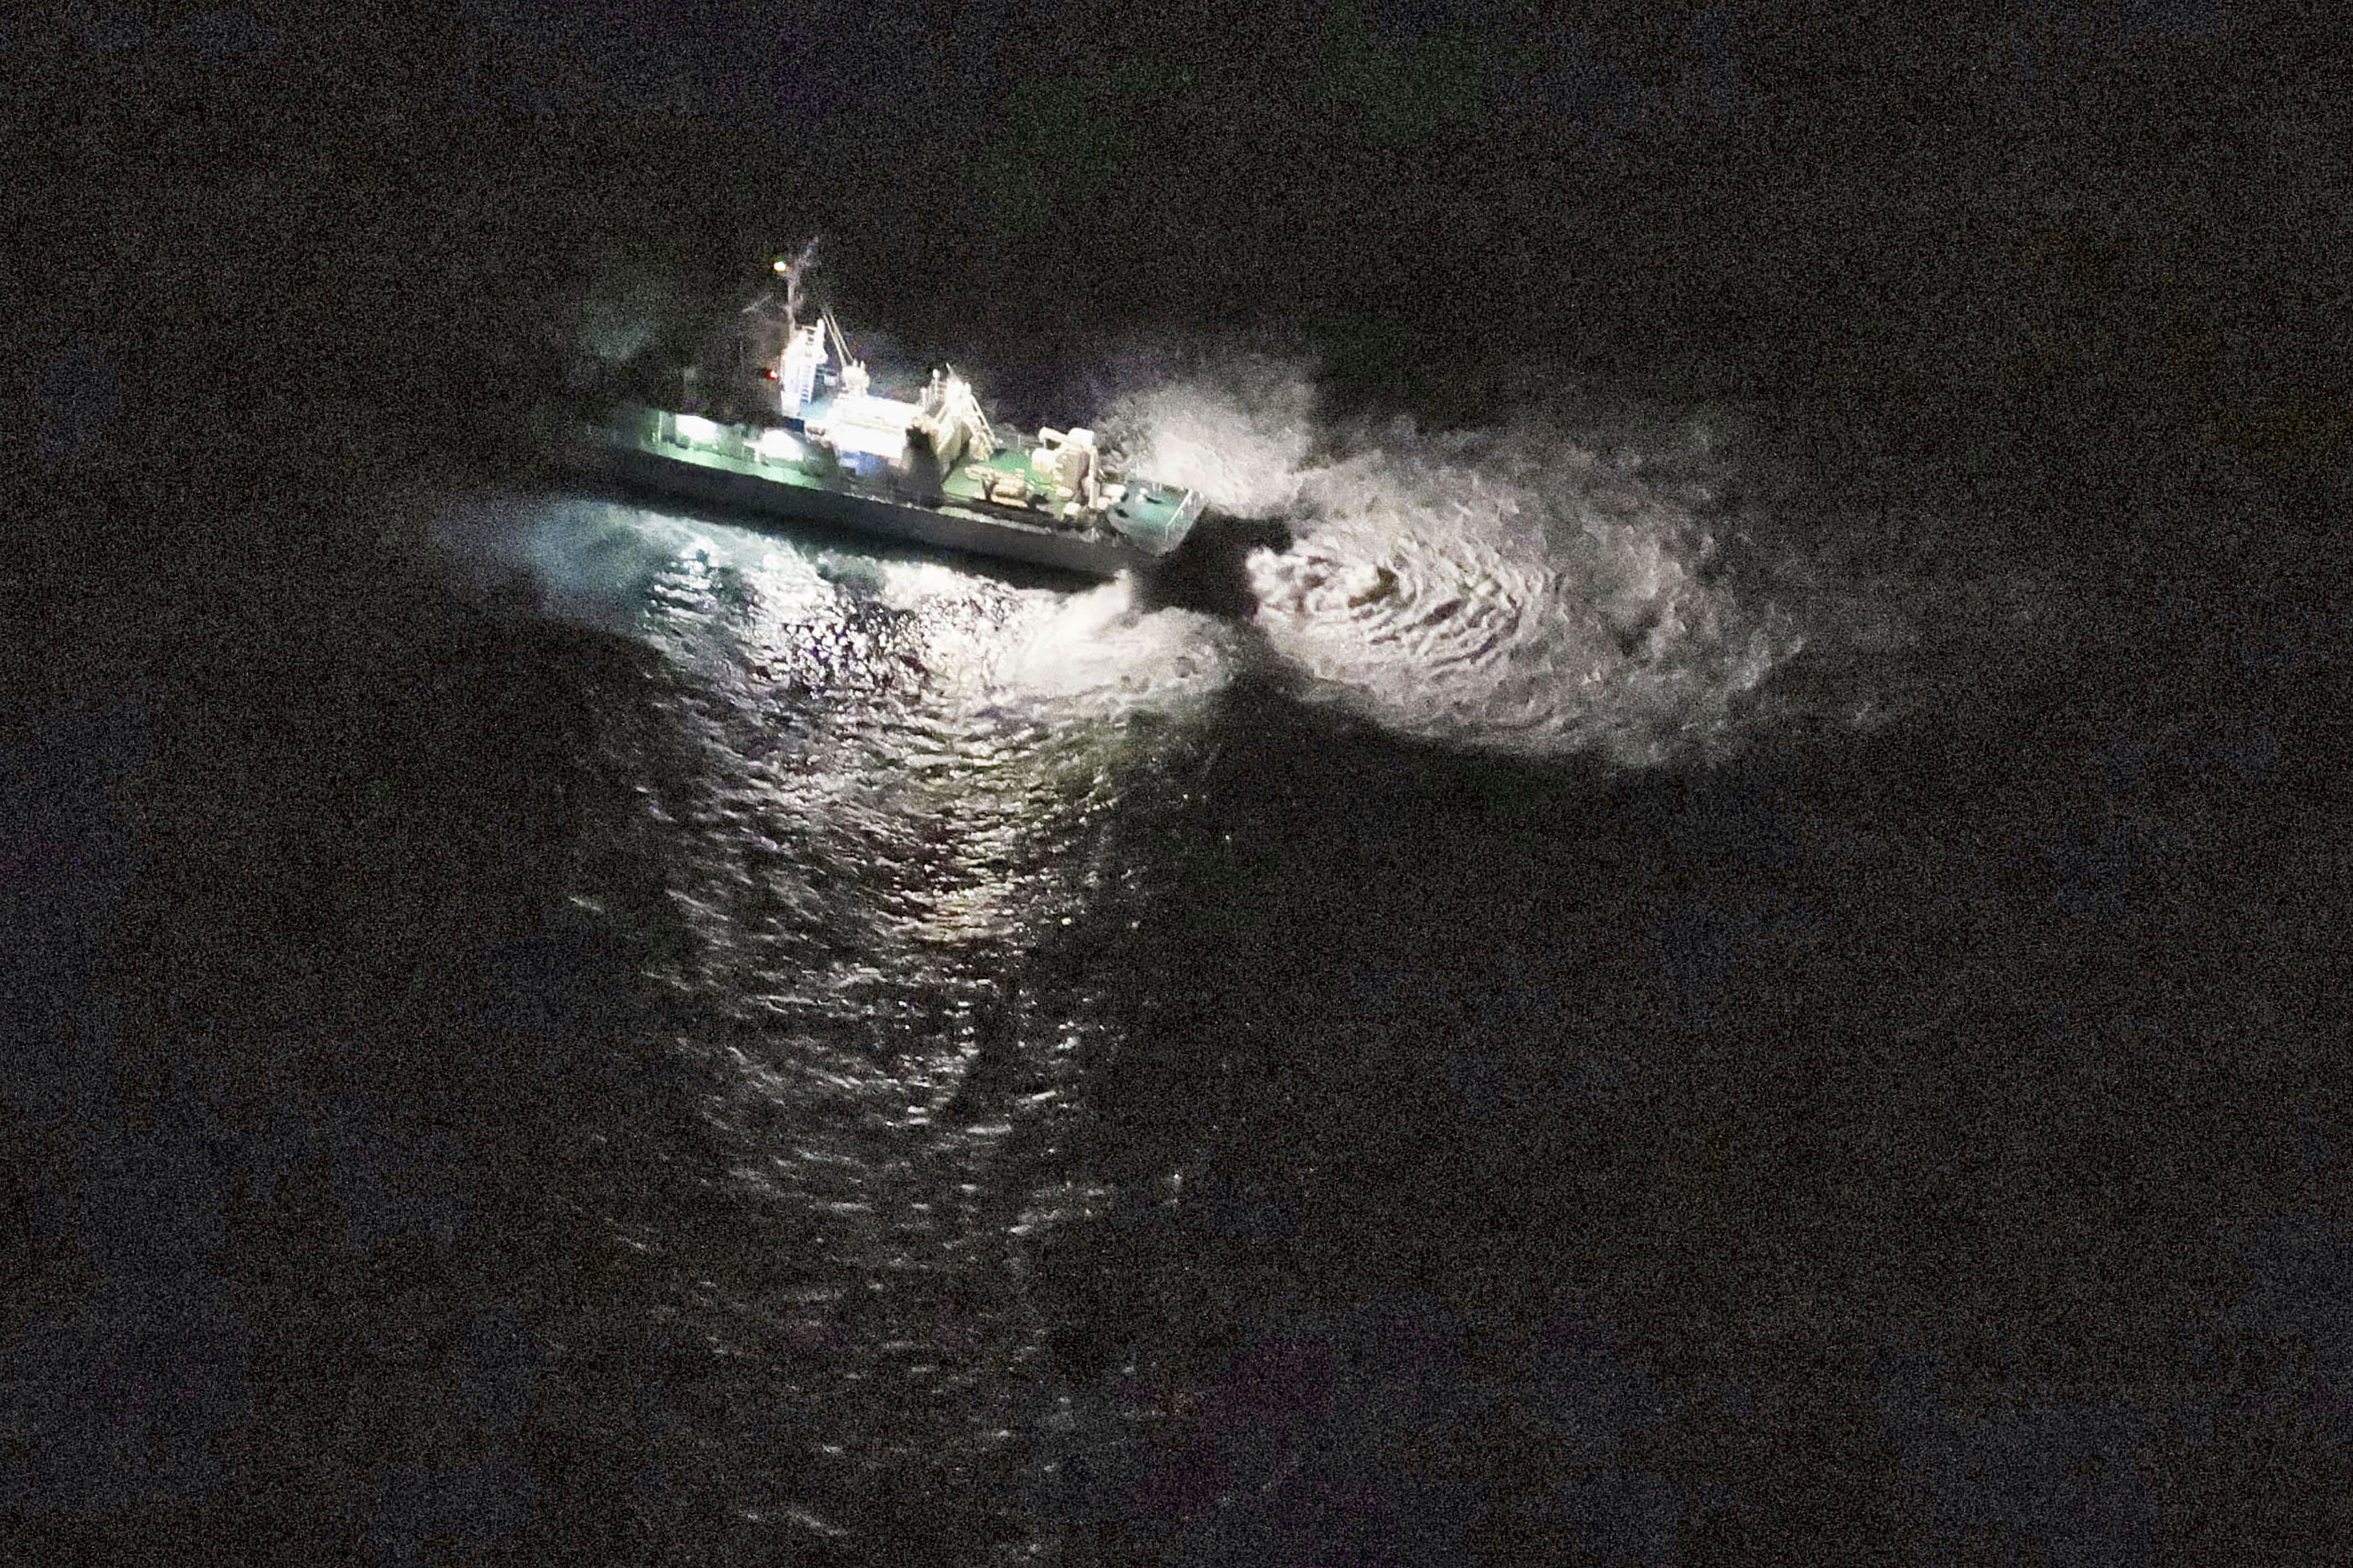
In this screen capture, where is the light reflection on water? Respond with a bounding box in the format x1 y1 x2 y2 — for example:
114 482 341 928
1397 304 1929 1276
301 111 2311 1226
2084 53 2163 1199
433 493 1235 1548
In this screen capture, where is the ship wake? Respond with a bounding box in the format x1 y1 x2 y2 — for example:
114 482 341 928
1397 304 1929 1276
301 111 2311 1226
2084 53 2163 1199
1104 362 1804 766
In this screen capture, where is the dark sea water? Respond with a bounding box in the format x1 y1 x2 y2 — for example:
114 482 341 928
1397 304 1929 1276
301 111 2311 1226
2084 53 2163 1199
14 6 2352 1555
8 344 2349 1566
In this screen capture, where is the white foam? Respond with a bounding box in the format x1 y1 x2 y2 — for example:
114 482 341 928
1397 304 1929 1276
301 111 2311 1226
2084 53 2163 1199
1104 363 1805 765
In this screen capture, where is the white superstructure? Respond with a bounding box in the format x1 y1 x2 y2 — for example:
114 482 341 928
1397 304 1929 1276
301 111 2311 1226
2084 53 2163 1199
812 392 925 460
777 323 824 416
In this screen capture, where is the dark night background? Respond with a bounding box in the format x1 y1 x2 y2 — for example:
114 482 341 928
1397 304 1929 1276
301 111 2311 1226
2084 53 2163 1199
7 0 2352 1563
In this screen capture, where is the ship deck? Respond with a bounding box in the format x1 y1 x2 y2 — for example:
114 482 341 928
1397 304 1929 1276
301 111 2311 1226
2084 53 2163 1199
573 405 1203 578
610 405 1199 559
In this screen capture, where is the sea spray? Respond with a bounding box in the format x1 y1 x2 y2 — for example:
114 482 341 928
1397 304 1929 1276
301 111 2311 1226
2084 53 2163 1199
430 494 1238 728
1095 351 1319 520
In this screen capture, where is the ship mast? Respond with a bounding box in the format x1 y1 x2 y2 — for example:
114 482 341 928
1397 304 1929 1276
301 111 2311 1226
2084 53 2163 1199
773 239 819 328
769 241 869 412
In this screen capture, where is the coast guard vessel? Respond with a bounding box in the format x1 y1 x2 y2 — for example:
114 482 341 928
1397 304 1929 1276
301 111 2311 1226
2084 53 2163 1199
570 253 1205 578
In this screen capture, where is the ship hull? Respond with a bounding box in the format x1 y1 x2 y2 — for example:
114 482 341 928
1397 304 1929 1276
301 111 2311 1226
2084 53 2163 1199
565 420 1195 580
